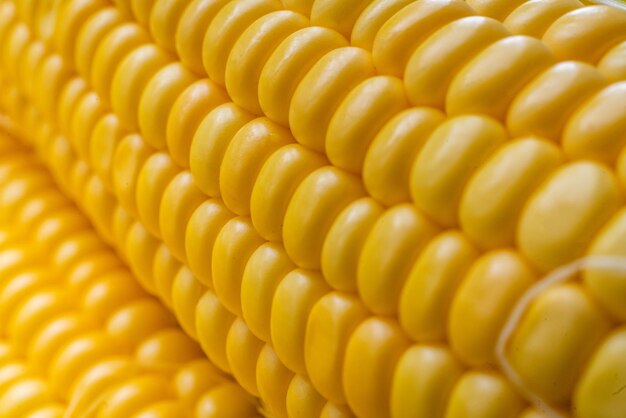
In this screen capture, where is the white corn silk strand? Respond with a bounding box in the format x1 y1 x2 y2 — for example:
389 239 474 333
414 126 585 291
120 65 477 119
496 255 626 418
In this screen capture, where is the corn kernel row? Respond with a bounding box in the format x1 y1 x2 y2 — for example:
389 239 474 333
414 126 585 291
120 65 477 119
0 130 261 417
0 0 625 418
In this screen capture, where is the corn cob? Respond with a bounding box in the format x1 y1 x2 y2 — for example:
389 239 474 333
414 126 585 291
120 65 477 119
0 0 624 418
0 131 257 417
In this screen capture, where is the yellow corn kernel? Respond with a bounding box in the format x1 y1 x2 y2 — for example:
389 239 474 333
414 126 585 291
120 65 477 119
189 103 255 197
66 250 123 295
135 401 189 418
125 222 160 293
447 36 555 119
466 0 527 20
399 231 479 341
106 299 177 350
111 44 173 132
225 10 308 115
310 0 372 39
14 0 37 27
195 382 259 418
8 288 70 353
89 114 124 188
166 79 228 168
291 46 376 152
574 326 626 418
283 166 364 269
226 317 264 396
304 292 368 404
68 161 91 203
171 266 206 338
52 230 106 274
175 0 230 76
251 144 327 242
212 217 264 316
84 179 115 245
195 290 235 373
152 244 181 307
35 208 89 254
135 153 179 238
256 344 293 418
26 404 65 418
358 203 439 315
598 40 626 82
138 63 197 150
320 403 356 418
18 190 69 231
0 270 49 335
91 23 151 105
174 359 226 407
343 317 409 418
3 23 31 83
563 82 626 164
65 358 136 417
159 171 205 262
54 0 107 64
411 115 507 227
69 92 105 160
449 250 536 366
286 375 326 418
391 345 464 418
404 16 509 109
321 197 383 292
542 5 626 64
372 0 473 77
518 161 623 272
444 371 525 418
503 0 582 38
460 137 563 249
351 0 414 51
148 0 188 53
131 0 154 25
220 118 293 216
48 331 122 398
508 283 612 404
94 375 174 418
36 54 72 120
112 134 152 216
81 271 143 321
111 206 133 258
271 269 328 375
281 0 314 16
518 408 552 418
584 208 626 320
241 243 295 342
259 26 347 126
136 328 203 371
185 199 232 285
74 7 124 79
0 362 27 391
202 0 281 86
0 3 16 43
326 75 409 173
0 377 51 417
507 61 606 141
365 105 444 202
18 41 46 103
